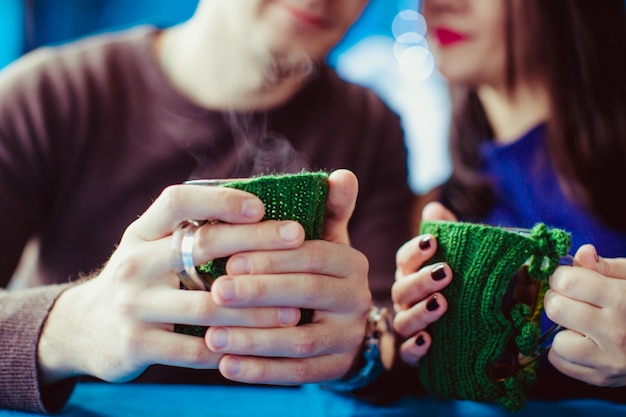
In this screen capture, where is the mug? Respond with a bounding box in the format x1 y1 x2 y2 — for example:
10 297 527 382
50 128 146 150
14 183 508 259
171 171 329 336
418 220 571 411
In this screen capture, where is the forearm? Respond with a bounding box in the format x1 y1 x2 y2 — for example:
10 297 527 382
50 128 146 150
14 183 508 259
0 283 77 413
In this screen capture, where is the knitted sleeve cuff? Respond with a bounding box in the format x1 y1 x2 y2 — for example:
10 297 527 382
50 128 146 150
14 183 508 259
0 283 77 413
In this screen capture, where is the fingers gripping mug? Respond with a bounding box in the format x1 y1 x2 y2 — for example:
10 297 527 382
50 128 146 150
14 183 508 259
418 220 571 411
171 171 329 336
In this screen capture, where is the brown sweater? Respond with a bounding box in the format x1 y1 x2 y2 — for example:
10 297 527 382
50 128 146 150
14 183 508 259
0 26 414 412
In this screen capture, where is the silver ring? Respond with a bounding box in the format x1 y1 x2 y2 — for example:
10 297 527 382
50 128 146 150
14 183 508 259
171 220 208 290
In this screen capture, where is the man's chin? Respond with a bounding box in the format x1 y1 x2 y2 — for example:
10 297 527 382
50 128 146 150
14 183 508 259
262 47 317 82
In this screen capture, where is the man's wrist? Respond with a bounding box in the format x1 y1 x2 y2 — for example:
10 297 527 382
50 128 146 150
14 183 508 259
38 283 88 385
324 305 395 392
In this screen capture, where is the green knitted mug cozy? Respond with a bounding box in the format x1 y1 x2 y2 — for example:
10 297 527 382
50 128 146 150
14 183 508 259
418 221 571 411
176 171 329 337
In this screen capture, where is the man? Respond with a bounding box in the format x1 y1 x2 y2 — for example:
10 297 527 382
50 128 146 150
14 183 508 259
0 0 413 412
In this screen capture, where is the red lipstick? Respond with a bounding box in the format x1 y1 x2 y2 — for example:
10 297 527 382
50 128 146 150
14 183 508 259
433 27 467 46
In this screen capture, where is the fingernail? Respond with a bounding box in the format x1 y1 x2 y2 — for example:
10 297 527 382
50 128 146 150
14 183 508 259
426 295 439 312
223 357 242 376
242 198 263 218
431 263 446 281
279 222 300 242
278 307 299 325
210 328 229 349
216 277 236 301
229 256 250 274
419 236 431 250
415 334 426 346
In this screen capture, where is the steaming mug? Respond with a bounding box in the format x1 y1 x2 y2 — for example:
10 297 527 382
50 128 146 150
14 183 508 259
171 171 330 336
417 220 572 411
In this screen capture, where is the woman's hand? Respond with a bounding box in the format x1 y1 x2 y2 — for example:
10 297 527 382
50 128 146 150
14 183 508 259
545 244 626 387
391 202 456 366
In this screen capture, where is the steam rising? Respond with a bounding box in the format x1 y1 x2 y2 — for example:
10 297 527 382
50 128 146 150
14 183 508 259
224 111 308 177
224 45 317 177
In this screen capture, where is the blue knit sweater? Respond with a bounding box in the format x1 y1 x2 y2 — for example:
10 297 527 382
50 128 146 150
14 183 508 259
479 124 626 258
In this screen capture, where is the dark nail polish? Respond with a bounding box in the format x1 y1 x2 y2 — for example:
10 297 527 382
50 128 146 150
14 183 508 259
426 295 439 312
419 236 431 250
415 334 425 346
431 264 446 281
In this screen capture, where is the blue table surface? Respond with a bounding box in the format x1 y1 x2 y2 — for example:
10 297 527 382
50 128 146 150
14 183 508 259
1 382 626 416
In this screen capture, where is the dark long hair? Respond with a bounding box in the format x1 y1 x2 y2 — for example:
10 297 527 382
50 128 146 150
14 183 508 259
440 0 626 231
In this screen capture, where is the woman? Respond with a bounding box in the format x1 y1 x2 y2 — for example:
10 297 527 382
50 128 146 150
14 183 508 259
393 0 626 401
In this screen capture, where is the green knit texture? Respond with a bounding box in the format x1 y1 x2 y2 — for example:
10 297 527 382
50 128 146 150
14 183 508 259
176 171 329 337
418 221 571 411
